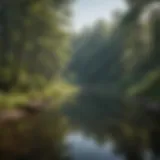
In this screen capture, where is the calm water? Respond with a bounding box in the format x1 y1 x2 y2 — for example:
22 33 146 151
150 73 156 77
63 131 153 160
65 131 125 160
62 89 154 160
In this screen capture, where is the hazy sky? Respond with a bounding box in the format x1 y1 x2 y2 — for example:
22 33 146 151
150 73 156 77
72 0 128 31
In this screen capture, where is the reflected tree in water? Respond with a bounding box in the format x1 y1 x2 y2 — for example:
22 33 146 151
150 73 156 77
64 1 160 160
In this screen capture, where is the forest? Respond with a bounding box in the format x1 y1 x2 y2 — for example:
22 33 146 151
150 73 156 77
0 0 160 160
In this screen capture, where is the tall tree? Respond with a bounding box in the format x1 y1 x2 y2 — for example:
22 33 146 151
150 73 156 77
0 0 72 92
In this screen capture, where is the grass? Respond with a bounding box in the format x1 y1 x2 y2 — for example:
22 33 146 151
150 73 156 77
0 78 79 110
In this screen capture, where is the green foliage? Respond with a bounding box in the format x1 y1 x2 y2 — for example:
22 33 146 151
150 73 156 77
0 0 73 92
127 69 160 97
0 78 78 110
66 19 110 83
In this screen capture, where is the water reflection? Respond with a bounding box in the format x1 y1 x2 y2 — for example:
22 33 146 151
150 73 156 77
62 87 157 160
65 132 125 160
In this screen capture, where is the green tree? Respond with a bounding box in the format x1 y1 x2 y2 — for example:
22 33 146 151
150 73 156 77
0 0 72 92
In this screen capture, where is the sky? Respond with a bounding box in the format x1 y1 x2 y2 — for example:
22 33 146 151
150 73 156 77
72 0 128 31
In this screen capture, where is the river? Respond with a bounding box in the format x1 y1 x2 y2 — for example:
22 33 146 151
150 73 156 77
64 131 125 160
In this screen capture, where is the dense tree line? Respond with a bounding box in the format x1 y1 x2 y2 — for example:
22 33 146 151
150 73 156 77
0 0 74 160
0 0 72 93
